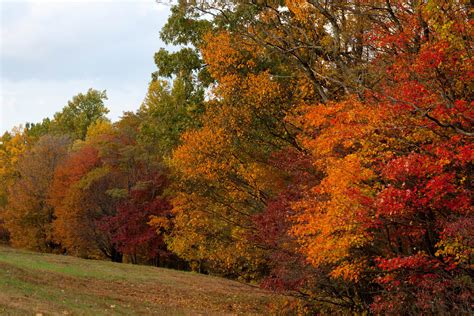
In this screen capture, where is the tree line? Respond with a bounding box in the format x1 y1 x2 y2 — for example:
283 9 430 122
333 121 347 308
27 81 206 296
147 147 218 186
0 0 472 314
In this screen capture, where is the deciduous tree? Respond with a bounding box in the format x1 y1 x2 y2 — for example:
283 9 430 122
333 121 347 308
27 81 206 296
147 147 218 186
4 135 70 251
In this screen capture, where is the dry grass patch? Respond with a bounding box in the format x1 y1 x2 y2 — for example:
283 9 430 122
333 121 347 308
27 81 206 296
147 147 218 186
0 246 291 315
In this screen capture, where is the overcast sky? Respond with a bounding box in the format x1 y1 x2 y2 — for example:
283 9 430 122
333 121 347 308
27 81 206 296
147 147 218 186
0 0 171 133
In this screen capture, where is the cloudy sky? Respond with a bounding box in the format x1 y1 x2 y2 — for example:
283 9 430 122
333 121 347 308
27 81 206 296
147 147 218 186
0 0 171 133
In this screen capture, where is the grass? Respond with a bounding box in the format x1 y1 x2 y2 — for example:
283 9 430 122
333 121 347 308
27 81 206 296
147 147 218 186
0 245 290 315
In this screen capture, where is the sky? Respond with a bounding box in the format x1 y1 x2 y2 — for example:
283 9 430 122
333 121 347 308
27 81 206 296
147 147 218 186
0 0 171 133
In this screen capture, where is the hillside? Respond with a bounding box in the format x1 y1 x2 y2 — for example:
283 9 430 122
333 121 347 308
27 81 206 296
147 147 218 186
0 246 289 315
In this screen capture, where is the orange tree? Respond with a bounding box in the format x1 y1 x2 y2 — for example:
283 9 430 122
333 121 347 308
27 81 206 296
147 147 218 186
162 0 472 313
164 23 316 277
3 135 70 251
290 0 473 313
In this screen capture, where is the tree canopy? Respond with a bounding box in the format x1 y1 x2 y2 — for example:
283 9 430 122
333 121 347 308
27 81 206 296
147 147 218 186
1 1 472 314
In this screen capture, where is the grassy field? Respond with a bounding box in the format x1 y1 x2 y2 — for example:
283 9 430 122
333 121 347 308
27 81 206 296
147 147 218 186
0 245 290 315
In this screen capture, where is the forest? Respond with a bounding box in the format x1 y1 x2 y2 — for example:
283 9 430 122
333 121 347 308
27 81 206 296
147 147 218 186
0 0 472 314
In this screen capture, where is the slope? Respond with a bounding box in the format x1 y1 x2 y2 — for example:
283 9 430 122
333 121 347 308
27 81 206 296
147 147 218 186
0 246 289 315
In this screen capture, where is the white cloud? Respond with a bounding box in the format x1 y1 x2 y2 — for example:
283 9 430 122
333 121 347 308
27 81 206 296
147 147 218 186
0 77 148 132
2 1 168 65
0 0 171 132
1 78 98 132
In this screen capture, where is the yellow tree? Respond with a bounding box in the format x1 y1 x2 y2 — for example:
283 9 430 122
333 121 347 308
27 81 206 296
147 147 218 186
3 135 70 251
0 129 29 241
164 29 306 277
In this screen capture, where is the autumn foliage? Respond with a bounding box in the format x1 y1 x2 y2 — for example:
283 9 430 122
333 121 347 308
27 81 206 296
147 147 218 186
0 0 472 314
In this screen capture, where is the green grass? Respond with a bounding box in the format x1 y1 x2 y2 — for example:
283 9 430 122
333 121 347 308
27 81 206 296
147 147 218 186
0 246 290 315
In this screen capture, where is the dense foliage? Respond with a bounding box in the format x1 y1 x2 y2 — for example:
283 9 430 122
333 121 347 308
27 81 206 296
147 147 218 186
1 0 471 313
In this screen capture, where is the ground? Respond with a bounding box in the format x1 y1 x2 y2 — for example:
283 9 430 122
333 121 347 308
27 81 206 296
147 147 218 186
0 246 290 315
